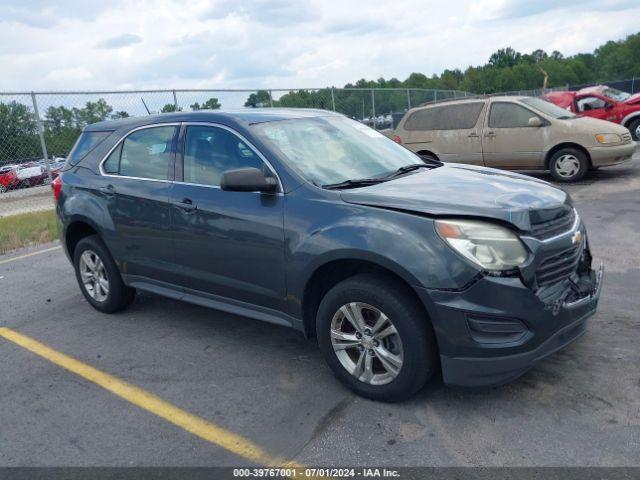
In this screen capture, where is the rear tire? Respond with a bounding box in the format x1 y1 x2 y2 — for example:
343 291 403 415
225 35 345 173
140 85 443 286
73 235 136 313
549 148 588 182
316 274 437 402
628 119 640 141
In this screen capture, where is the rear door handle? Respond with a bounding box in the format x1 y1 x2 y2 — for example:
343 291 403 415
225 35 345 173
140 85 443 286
173 198 197 213
485 131 496 138
99 184 115 196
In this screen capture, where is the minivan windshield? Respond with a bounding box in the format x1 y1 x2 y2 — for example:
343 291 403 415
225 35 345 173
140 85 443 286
253 116 427 187
521 97 576 119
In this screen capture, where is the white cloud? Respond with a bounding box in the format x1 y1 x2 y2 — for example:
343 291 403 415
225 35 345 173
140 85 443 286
0 0 638 91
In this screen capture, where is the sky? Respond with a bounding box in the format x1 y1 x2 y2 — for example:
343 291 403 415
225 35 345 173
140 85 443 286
0 0 639 92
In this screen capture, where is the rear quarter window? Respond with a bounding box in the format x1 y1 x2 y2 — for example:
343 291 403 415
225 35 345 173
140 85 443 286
66 130 113 167
404 103 484 131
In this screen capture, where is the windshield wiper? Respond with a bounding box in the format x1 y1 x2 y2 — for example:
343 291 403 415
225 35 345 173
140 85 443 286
322 178 386 190
384 162 439 179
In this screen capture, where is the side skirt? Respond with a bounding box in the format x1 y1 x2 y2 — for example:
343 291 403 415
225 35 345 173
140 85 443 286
122 274 304 332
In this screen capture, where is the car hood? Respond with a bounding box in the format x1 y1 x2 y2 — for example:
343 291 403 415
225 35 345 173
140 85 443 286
624 93 640 105
340 164 571 231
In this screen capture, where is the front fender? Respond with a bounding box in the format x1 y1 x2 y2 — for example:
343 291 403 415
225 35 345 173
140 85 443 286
284 195 480 317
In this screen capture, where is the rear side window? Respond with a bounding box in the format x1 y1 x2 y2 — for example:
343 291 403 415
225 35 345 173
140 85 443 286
67 131 112 166
489 103 540 128
103 126 177 180
404 103 484 131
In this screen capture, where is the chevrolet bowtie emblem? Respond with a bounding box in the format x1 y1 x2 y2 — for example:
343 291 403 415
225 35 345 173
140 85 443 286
571 230 583 245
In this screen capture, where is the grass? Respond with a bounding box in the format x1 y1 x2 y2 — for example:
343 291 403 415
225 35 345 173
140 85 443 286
0 209 58 255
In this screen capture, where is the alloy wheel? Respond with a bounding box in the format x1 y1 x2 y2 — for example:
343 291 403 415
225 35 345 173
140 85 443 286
79 250 110 302
554 154 580 178
330 302 404 386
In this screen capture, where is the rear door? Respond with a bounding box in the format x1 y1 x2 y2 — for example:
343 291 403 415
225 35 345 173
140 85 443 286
169 123 286 312
482 101 546 169
99 124 179 283
402 103 485 165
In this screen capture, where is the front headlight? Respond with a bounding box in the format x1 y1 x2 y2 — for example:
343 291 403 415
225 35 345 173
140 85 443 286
435 219 528 271
595 133 621 144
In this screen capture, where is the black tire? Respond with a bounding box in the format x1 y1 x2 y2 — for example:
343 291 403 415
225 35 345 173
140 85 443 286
73 235 136 313
548 147 589 182
316 274 437 402
628 118 640 141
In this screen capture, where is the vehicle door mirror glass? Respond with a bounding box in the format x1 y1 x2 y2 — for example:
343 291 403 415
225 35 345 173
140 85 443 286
528 117 542 127
220 167 278 193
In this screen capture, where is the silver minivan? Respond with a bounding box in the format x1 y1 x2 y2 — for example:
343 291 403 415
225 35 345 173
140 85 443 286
394 96 635 182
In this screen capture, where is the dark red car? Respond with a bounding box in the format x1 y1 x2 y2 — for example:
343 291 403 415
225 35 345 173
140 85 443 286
545 85 640 140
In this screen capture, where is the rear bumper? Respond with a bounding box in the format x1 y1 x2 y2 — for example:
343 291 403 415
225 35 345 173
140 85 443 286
589 142 635 167
417 262 603 388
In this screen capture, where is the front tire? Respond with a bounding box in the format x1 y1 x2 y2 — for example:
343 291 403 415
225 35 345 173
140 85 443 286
628 118 640 141
316 274 437 402
549 148 588 182
73 235 136 313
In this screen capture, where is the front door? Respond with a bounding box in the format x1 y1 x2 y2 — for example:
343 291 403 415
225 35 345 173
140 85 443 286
575 95 620 123
169 124 286 311
99 124 179 283
482 101 546 169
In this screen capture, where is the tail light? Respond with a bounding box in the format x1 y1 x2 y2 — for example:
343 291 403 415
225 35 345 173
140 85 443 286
393 135 402 144
51 175 62 202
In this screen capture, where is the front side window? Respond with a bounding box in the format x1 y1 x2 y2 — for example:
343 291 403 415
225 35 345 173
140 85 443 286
182 126 265 187
109 126 177 180
521 97 575 119
253 116 424 186
489 102 540 128
577 96 607 112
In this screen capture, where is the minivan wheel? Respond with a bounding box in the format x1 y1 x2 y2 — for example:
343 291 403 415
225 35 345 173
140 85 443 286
628 119 640 141
73 235 136 313
549 148 588 182
316 274 436 402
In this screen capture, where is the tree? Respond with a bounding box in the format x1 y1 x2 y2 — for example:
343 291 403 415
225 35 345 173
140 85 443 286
161 103 181 113
73 98 113 126
244 90 271 107
0 101 40 162
488 47 521 69
112 111 130 119
190 98 221 110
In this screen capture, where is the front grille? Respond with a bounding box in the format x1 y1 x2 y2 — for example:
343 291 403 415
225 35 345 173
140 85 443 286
536 242 583 287
529 209 576 241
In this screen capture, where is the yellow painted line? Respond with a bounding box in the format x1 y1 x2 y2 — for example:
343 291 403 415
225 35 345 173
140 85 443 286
0 245 62 266
0 327 304 470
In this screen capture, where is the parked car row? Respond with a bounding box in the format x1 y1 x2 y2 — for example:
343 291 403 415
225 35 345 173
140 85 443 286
392 93 636 182
0 158 65 193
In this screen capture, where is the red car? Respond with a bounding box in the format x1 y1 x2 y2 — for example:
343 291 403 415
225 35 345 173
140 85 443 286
545 85 640 140
0 166 18 193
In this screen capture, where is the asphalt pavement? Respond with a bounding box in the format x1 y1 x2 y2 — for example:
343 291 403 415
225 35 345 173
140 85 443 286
0 147 639 467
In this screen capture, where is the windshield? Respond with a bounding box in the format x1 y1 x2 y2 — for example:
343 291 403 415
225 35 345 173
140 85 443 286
521 97 575 119
253 116 424 186
602 87 631 102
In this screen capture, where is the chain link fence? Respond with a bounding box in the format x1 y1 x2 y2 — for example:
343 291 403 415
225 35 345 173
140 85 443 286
0 79 635 200
0 87 467 198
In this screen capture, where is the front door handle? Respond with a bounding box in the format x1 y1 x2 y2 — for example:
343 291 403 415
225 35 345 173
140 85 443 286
468 132 479 138
173 198 197 213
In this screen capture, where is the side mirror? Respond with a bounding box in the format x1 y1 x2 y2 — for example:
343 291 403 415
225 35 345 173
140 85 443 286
528 117 543 127
220 167 278 193
604 102 614 110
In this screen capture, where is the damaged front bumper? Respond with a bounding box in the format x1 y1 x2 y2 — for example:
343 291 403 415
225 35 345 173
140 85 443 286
416 256 604 388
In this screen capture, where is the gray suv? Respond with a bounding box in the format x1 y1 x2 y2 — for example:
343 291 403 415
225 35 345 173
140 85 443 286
54 109 603 401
